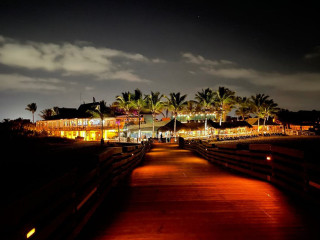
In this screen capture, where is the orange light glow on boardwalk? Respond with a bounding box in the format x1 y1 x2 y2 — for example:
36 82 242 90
78 143 320 240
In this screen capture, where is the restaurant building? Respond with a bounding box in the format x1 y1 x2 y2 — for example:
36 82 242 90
36 102 141 141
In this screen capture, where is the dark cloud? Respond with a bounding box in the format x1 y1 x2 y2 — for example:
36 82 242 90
0 1 320 121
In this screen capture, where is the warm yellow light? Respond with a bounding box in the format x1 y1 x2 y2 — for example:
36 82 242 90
266 156 272 161
26 228 36 239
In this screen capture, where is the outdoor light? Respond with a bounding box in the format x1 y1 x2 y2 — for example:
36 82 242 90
26 228 36 239
266 155 272 161
132 153 134 156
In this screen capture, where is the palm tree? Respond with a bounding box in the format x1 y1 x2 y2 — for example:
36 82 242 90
39 108 54 120
195 88 215 136
25 103 37 123
235 97 251 121
115 92 133 138
215 87 236 125
166 92 187 140
250 93 270 132
145 91 165 138
87 100 111 145
262 99 279 129
183 100 199 117
132 89 147 140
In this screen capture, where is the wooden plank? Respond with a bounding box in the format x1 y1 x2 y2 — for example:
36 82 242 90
78 143 320 240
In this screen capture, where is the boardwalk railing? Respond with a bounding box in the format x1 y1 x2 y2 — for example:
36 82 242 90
2 142 150 240
181 138 320 205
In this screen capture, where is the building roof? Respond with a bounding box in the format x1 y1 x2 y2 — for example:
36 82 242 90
45 102 115 120
127 120 169 131
77 102 100 113
246 118 279 126
47 107 79 120
183 122 205 131
158 119 185 132
219 121 253 129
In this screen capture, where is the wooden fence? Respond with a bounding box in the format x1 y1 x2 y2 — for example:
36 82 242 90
2 142 150 240
180 138 320 205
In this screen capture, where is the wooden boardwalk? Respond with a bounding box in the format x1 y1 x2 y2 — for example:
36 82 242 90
78 143 320 240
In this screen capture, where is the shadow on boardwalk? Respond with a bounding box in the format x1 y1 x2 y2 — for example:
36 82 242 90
78 143 320 240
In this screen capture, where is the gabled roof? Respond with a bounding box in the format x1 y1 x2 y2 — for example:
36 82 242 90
246 118 279 126
158 119 184 132
47 108 78 120
183 122 205 131
219 121 253 129
77 102 100 113
46 102 115 120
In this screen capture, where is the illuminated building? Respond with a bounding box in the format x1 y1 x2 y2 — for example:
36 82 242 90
246 118 281 133
126 113 170 140
158 119 255 139
36 102 142 141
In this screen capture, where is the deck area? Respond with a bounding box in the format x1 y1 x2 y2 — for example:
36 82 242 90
78 143 320 240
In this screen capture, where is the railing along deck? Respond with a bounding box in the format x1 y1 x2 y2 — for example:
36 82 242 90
182 138 320 204
1 142 150 240
78 143 320 240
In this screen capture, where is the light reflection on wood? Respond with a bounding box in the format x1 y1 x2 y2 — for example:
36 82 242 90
79 143 320 240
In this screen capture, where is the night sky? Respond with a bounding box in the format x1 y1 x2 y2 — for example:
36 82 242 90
1 0 319 121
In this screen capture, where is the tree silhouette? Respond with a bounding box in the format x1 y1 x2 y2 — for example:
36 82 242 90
215 87 235 125
115 92 133 138
25 103 37 123
166 92 187 140
87 100 112 145
145 91 165 138
195 88 215 135
250 93 270 132
132 89 147 140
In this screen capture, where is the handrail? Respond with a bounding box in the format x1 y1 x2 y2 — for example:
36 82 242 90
181 138 320 205
2 142 151 240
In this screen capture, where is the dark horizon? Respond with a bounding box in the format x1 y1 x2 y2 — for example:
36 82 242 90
1 0 320 121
